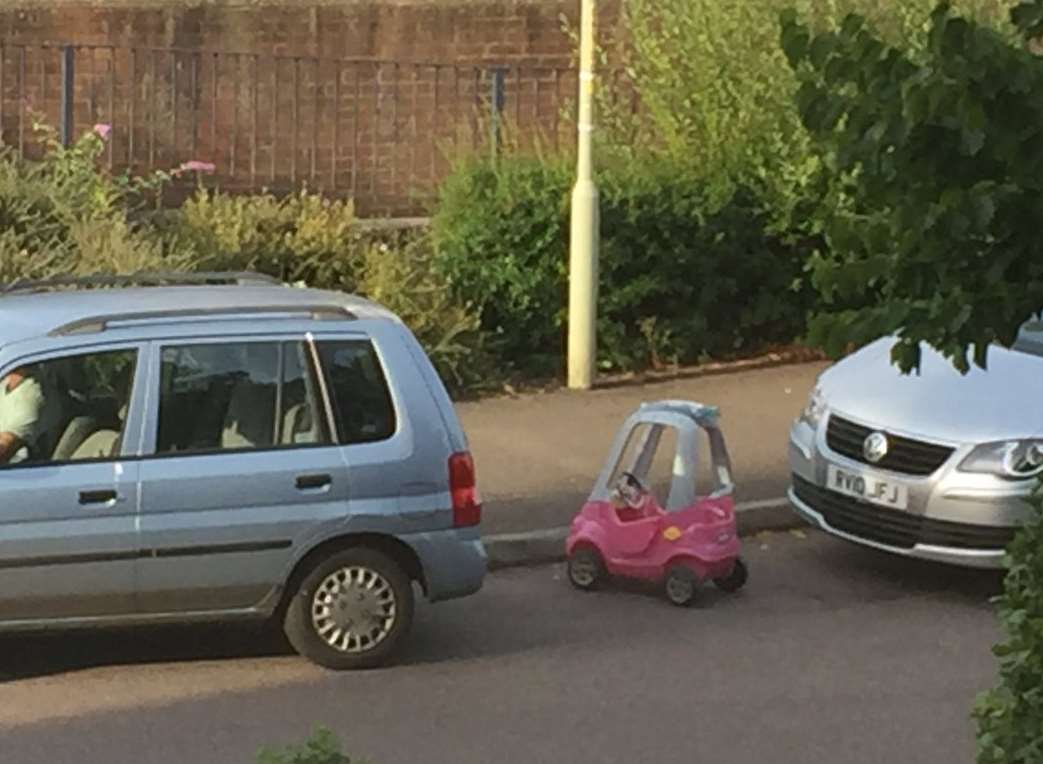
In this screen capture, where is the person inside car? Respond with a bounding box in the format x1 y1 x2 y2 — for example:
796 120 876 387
0 366 61 465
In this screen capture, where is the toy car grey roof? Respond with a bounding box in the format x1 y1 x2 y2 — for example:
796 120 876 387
0 283 398 346
636 399 721 428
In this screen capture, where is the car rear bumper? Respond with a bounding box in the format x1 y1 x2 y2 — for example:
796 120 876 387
405 527 487 603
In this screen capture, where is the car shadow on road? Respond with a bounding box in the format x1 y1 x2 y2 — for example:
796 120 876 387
0 535 1008 683
0 621 296 683
807 532 1007 605
0 582 582 682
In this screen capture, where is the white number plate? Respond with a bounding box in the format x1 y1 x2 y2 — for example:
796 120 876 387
826 464 908 510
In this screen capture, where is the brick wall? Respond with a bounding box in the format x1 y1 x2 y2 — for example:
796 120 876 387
0 1 626 215
0 2 617 214
0 1 624 65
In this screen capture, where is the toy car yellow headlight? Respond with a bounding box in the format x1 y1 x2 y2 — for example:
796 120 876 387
663 526 683 541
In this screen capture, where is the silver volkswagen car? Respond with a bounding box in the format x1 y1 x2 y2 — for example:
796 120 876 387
788 321 1043 569
0 273 486 669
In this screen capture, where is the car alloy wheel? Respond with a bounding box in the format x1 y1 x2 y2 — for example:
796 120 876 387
311 565 397 654
284 547 414 670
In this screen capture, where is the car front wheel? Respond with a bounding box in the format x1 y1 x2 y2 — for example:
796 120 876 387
284 547 415 670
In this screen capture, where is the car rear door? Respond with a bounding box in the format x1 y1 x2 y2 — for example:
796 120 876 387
134 334 350 614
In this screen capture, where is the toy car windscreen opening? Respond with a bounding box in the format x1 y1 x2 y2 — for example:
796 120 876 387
605 420 733 512
607 423 676 510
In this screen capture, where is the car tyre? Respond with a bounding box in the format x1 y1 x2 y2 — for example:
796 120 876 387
713 557 748 594
284 547 414 670
567 545 605 591
664 564 699 607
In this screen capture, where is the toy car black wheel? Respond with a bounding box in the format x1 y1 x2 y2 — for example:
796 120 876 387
664 564 698 607
567 546 605 591
713 558 748 593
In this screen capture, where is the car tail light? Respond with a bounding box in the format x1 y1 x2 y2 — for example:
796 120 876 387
449 451 482 527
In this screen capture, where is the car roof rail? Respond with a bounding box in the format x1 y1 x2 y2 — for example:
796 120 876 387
49 304 358 337
0 271 283 295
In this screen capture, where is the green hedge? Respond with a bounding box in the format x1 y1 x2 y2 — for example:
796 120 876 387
432 156 572 375
432 154 814 376
4 121 816 388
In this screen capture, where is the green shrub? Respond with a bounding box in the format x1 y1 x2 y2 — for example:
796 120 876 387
974 485 1043 764
0 119 193 283
432 154 573 376
163 189 493 395
432 153 811 375
356 233 495 395
257 727 366 764
173 188 361 289
597 164 811 370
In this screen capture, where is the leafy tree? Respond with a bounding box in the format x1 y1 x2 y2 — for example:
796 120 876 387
782 1 1042 373
601 0 1007 236
782 4 1043 762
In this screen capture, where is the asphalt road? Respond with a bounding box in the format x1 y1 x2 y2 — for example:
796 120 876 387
0 530 1003 764
459 362 827 535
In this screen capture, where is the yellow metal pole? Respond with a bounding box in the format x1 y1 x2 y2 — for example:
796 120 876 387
567 0 599 390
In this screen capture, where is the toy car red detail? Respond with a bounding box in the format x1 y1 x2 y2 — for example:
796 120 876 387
565 400 748 606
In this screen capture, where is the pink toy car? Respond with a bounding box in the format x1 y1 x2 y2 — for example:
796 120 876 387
566 400 747 606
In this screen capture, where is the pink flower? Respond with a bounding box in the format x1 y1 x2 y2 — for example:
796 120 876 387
93 123 112 141
179 160 216 174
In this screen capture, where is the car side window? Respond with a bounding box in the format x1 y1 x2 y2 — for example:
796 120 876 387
315 340 396 445
156 340 330 455
0 348 138 467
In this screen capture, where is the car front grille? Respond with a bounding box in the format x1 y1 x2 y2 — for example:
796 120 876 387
792 475 1018 551
793 474 920 548
825 414 955 476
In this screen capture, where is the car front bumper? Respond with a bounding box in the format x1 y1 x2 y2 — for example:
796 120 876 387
788 416 1033 570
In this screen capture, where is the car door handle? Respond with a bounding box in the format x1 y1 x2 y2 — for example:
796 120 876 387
296 473 332 491
79 489 118 506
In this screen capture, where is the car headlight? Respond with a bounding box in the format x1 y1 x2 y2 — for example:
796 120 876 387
959 440 1043 480
799 386 827 429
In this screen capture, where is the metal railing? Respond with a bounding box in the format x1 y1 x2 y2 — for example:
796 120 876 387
0 43 638 216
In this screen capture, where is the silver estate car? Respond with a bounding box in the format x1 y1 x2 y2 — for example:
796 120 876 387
788 321 1043 569
0 273 486 669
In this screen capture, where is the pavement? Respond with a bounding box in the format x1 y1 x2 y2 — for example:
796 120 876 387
0 531 1003 764
458 360 829 566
